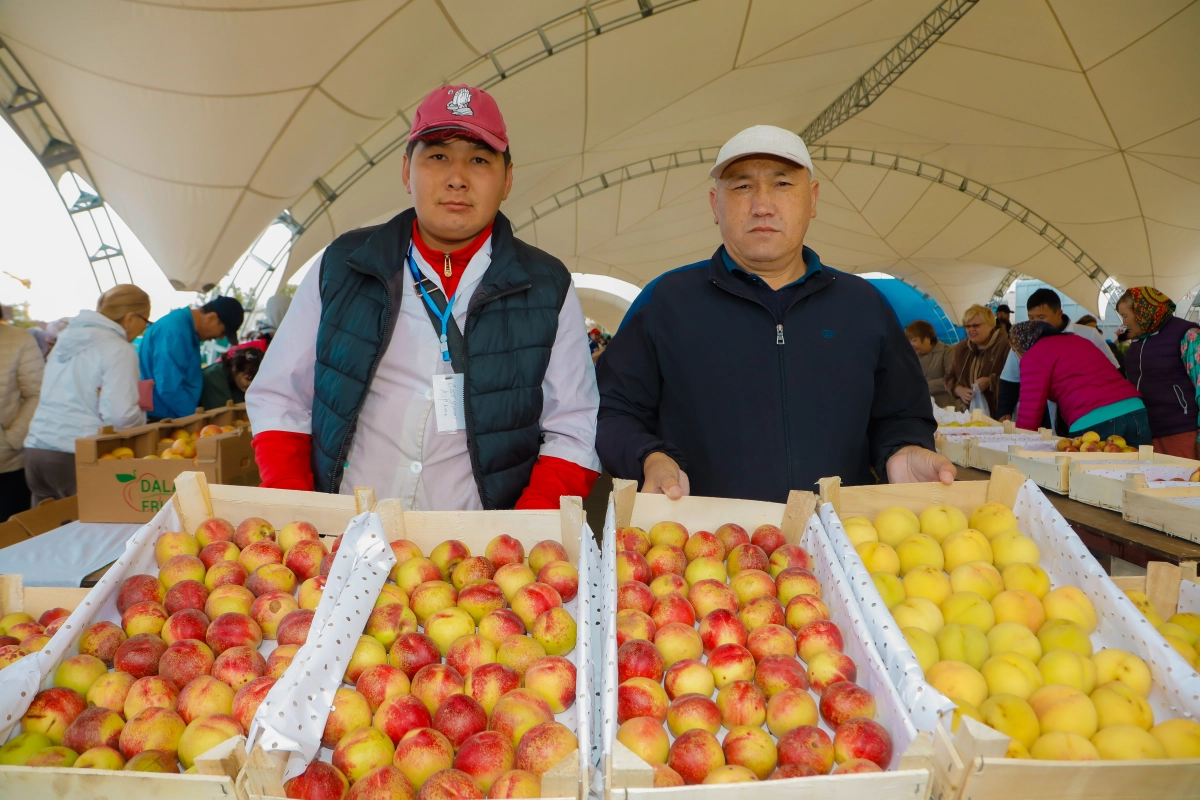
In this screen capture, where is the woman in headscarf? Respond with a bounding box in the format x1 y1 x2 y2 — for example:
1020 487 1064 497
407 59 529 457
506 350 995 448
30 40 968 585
945 304 1009 413
1011 320 1150 445
199 340 266 410
23 285 151 502
1116 288 1199 458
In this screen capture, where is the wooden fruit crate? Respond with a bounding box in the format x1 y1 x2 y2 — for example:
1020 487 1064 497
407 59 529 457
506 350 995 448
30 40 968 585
1008 441 1163 495
0 473 379 799
1067 454 1199 512
1122 473 1200 547
602 481 933 800
965 429 1060 473
937 423 1027 468
817 466 1200 800
1110 561 1200 620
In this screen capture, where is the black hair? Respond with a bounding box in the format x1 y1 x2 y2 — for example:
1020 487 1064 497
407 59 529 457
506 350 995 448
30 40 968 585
406 135 512 168
1027 288 1062 313
222 347 263 386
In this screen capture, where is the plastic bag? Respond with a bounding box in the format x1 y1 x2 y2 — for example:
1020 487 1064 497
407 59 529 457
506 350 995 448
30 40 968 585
968 383 990 416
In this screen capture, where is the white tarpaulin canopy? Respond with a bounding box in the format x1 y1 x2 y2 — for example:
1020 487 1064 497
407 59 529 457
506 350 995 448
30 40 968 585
1 0 1197 320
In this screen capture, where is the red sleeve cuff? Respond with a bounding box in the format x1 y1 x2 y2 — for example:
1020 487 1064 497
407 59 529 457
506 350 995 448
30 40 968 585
515 455 599 510
252 430 315 492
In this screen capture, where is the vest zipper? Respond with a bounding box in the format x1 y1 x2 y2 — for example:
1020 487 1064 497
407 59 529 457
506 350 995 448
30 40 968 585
777 324 785 345
461 283 532 508
332 273 393 492
443 253 452 278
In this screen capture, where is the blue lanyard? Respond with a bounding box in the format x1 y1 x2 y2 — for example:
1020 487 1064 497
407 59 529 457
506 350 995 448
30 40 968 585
407 243 454 363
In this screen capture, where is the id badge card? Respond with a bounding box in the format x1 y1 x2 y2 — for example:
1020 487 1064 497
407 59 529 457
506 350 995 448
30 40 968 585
432 373 466 434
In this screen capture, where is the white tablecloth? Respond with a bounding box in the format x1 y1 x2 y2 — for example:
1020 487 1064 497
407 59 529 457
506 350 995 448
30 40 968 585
0 520 140 586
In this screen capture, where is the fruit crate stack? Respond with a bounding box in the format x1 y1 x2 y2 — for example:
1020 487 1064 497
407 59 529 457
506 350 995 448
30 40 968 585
258 495 595 800
0 471 382 798
599 480 933 799
818 466 1200 800
964 430 1058 473
936 421 1023 468
1006 431 1164 495
1066 453 1200 514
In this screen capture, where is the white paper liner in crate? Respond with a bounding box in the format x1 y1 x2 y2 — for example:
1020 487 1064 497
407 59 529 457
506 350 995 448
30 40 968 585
1180 581 1200 615
599 500 618 788
933 407 972 425
1085 464 1195 483
0 501 179 741
248 511 395 779
820 503 956 734
939 427 1005 438
583 518 606 800
823 479 1200 742
975 434 1053 453
599 506 919 773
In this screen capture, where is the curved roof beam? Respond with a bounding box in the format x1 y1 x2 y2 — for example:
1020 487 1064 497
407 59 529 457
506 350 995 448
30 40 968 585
508 144 1117 300
0 37 130 291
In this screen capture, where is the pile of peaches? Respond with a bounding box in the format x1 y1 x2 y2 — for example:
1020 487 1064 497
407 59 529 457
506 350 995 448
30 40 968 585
850 503 1200 761
614 521 894 786
282 533 582 800
0 516 329 774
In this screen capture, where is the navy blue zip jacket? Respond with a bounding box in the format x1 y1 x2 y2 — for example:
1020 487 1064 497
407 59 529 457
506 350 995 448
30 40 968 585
596 245 936 502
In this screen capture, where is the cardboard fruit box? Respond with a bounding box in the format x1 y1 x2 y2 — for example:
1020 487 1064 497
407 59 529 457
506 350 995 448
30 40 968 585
76 416 259 524
600 480 932 800
817 466 1200 800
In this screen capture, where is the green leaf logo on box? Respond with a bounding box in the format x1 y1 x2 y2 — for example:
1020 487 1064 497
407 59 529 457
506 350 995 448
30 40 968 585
119 470 176 513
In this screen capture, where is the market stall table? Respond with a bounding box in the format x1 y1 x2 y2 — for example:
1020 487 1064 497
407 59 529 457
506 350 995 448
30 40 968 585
0 520 138 587
954 465 1200 569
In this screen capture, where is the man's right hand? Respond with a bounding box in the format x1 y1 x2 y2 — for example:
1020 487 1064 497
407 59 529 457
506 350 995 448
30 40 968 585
643 452 690 500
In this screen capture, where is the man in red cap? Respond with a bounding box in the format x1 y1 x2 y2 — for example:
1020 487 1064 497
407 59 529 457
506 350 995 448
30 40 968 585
247 85 599 510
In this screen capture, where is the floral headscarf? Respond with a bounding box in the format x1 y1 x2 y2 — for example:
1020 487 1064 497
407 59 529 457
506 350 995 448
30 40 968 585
1126 286 1176 337
1009 320 1060 356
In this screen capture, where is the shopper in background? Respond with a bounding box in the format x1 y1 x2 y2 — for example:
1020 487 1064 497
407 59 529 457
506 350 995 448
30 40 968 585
597 125 953 502
0 316 43 516
253 293 292 343
24 285 151 503
1010 321 1149 445
1184 328 1200 443
1117 287 1199 458
945 304 1009 414
994 288 1119 426
139 296 244 420
200 340 266 410
906 320 956 408
995 303 1013 333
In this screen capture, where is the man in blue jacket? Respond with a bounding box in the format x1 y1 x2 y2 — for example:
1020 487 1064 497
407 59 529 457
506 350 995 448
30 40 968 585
139 296 244 420
596 125 956 502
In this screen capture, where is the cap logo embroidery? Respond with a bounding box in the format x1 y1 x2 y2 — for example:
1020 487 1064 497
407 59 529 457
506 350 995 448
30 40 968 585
447 87 474 116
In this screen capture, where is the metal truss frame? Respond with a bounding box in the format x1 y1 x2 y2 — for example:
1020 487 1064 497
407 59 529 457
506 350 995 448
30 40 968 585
0 37 130 292
801 0 978 143
504 143 1116 319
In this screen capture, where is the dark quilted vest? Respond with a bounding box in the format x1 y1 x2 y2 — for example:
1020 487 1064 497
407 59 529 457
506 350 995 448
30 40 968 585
1126 315 1199 437
312 208 570 508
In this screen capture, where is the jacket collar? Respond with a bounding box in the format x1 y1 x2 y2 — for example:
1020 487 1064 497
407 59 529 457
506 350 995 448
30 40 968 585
707 244 834 308
346 208 530 306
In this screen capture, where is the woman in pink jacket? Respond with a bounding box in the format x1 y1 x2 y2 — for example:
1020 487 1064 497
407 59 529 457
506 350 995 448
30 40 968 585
1012 321 1150 445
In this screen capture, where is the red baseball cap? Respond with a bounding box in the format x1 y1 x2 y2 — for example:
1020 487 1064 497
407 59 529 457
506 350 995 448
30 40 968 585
409 84 508 153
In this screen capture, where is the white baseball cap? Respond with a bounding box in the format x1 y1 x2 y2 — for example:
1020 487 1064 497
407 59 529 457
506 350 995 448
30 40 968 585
710 125 813 179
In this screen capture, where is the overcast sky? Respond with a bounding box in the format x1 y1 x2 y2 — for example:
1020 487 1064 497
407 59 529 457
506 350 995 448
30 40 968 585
0 120 197 322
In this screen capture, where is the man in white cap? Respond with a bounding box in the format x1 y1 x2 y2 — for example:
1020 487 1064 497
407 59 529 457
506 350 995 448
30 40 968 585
596 125 955 500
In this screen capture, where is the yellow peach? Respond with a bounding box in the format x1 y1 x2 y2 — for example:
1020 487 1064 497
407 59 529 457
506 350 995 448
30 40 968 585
1157 622 1198 647
1150 718 1200 758
1001 563 1050 599
1028 684 1097 738
936 623 990 670
1091 649 1151 697
942 529 992 572
1162 634 1200 668
1168 612 1200 638
856 542 899 576
873 507 920 548
981 653 1043 700
949 561 1004 602
979 693 1040 749
941 592 996 633
1037 650 1095 695
903 566 951 606
926 661 988 708
1091 681 1154 731
1030 731 1100 761
891 597 944 636
1041 587 1097 634
968 504 1018 540
896 534 945 575
950 697 983 732
842 522 878 548
986 622 1042 663
919 505 967 543
990 531 1041 572
1091 724 1165 760
871 572 906 610
991 590 1046 633
903 627 939 673
1038 619 1093 657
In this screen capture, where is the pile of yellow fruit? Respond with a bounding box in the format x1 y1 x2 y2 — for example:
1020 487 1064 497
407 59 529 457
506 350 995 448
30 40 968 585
1122 590 1200 670
844 503 1200 762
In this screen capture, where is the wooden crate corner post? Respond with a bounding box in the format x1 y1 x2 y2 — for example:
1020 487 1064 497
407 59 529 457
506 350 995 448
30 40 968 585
612 478 637 530
541 746 582 799
173 471 214 535
610 738 655 790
